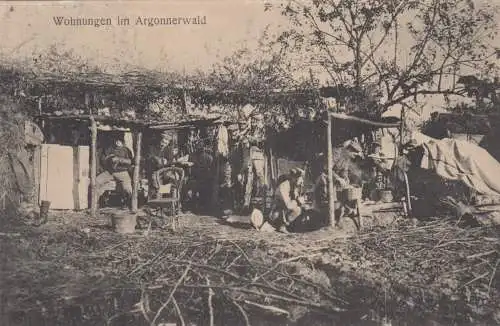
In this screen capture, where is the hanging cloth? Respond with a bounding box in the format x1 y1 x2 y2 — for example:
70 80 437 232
216 125 229 158
124 132 134 157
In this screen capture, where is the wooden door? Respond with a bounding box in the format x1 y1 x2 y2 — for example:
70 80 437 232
40 144 90 210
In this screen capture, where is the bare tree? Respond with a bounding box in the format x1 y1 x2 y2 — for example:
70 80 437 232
275 0 499 114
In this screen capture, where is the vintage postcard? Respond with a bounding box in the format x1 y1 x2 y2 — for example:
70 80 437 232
0 0 499 325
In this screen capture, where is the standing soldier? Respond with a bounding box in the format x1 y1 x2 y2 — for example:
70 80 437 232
312 140 364 227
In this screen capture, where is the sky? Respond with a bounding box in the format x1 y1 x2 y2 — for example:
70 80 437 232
0 0 287 72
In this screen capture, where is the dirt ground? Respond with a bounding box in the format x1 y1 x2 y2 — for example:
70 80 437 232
0 206 499 326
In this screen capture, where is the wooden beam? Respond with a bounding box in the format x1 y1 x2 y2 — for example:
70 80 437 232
90 116 98 217
329 113 401 128
131 131 142 212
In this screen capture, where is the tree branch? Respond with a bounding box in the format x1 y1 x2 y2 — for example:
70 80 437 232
360 0 409 69
303 10 346 84
383 89 465 109
387 0 440 101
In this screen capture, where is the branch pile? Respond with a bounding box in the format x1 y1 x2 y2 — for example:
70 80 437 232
345 219 500 322
2 215 499 325
3 228 349 326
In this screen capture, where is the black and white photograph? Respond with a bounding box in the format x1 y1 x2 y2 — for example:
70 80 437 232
0 0 499 325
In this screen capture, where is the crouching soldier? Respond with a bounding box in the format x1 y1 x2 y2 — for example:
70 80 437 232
251 168 306 233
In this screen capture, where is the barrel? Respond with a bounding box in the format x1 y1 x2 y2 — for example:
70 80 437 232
111 212 137 234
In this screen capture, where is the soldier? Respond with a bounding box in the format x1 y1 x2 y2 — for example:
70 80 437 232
96 138 134 209
312 140 364 227
251 168 306 233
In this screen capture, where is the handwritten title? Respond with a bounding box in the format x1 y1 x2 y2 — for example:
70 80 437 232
52 16 207 27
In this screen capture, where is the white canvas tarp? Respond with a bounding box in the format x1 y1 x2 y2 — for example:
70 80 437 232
420 138 500 196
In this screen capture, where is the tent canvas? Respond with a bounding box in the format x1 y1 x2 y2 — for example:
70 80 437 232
420 138 500 197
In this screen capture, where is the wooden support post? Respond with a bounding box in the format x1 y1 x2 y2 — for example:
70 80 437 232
85 93 91 115
327 112 336 227
38 97 42 115
33 145 41 206
212 154 220 212
131 130 142 212
399 107 405 145
90 117 98 217
182 89 188 114
269 147 275 188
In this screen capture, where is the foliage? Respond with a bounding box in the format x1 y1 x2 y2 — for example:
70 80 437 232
447 76 500 114
30 44 102 75
209 48 286 94
203 40 322 131
274 0 499 114
208 31 305 96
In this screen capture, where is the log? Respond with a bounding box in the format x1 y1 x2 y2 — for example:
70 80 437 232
243 300 290 317
90 117 98 217
131 131 142 212
403 171 412 217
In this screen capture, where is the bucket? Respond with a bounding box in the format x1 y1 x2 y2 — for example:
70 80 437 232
111 212 137 234
343 187 362 201
379 190 394 203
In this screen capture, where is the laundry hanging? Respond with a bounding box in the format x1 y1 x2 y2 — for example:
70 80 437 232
124 132 134 157
216 125 229 158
